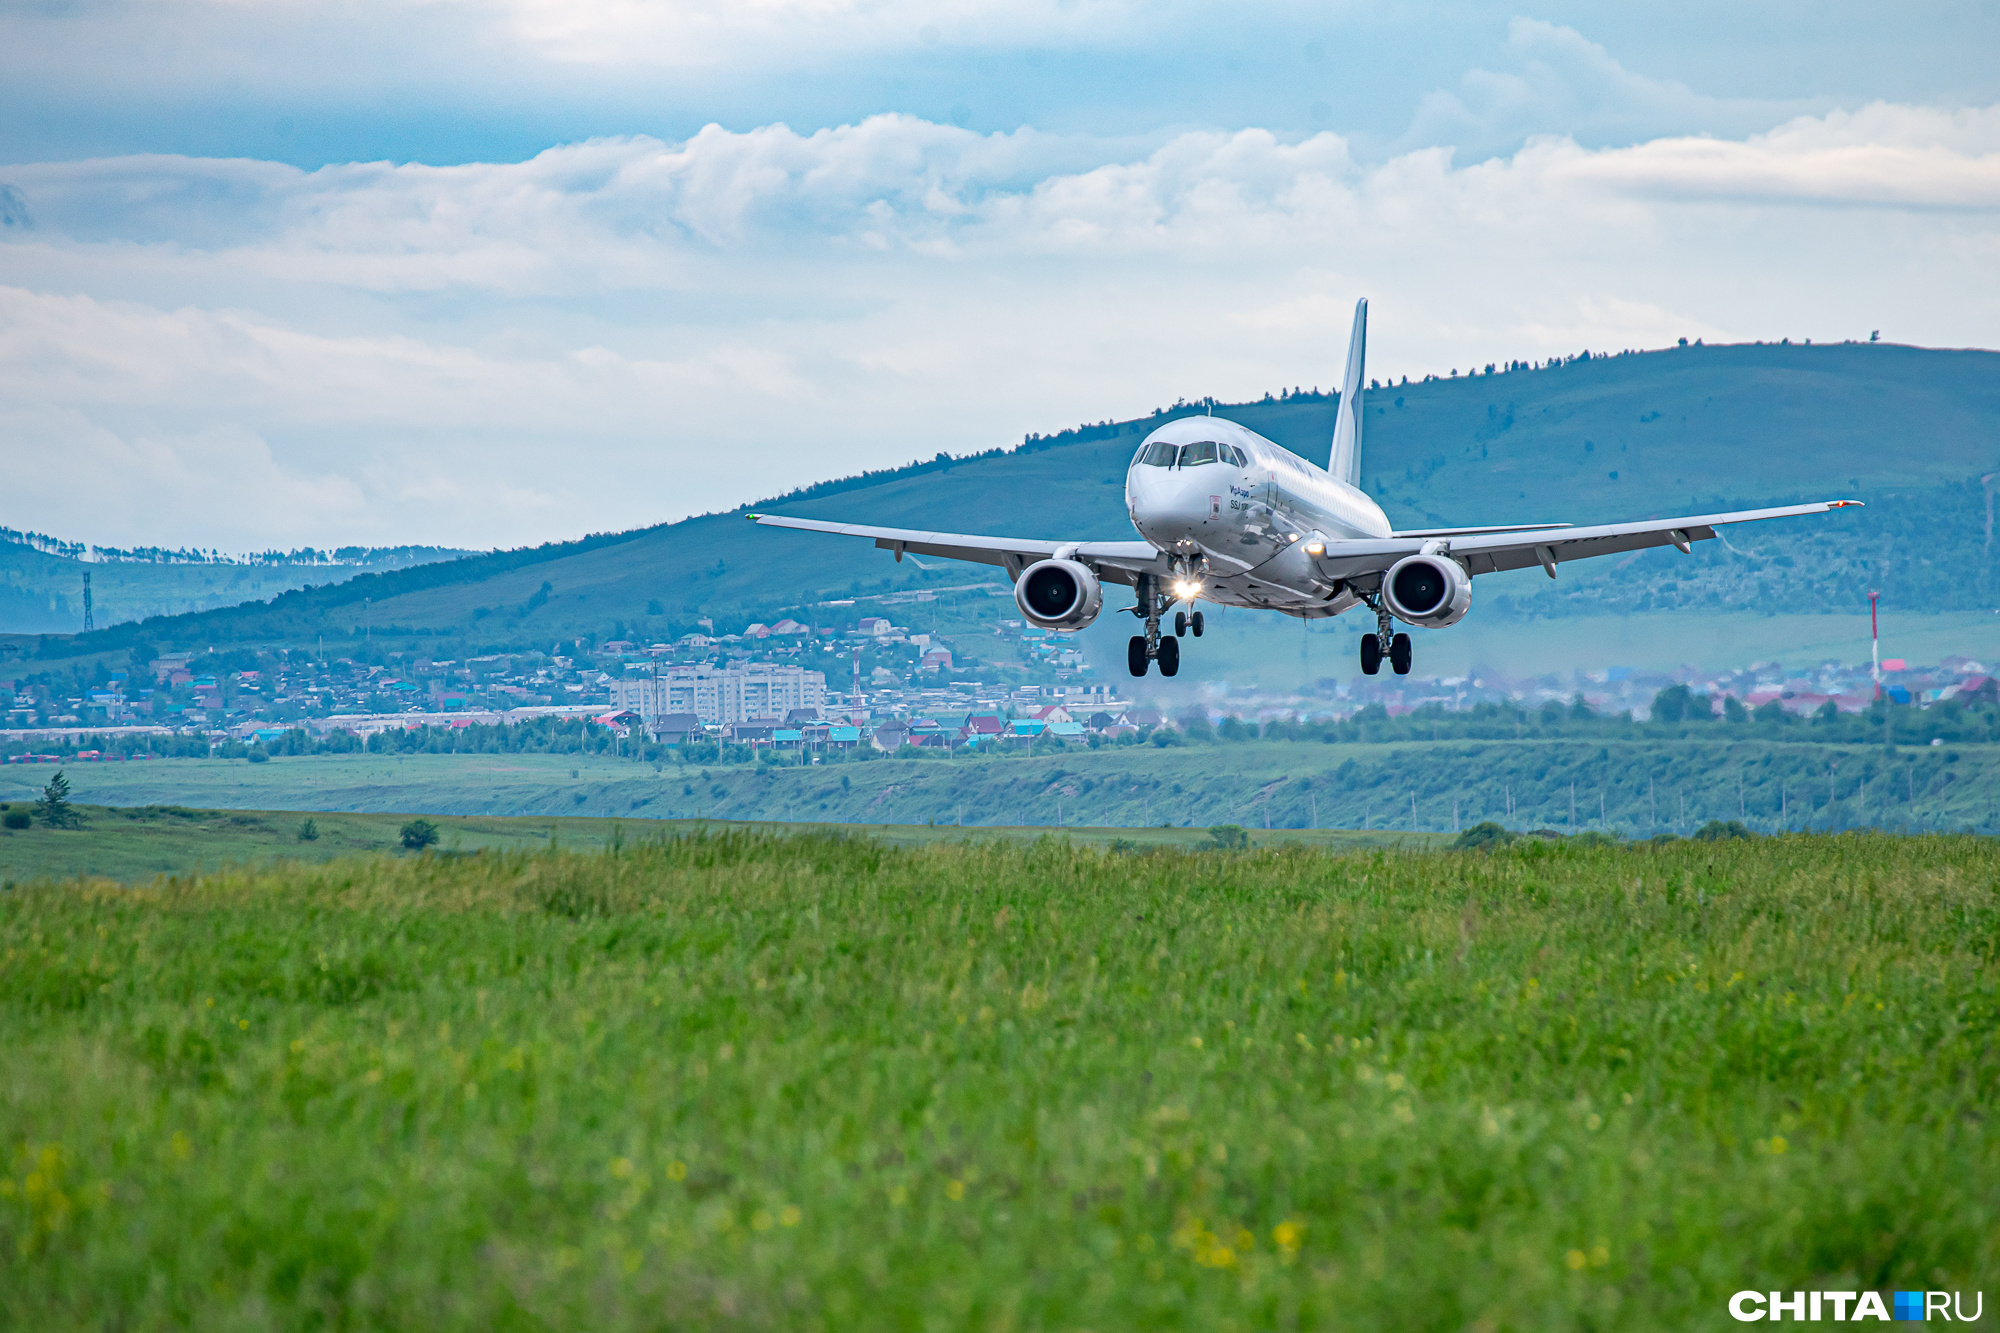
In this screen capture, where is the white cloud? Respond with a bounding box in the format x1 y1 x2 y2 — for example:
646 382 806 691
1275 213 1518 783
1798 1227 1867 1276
1 101 1996 549
1397 18 1822 160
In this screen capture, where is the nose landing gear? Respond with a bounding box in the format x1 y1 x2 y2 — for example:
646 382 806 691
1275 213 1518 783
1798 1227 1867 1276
1127 575 1193 676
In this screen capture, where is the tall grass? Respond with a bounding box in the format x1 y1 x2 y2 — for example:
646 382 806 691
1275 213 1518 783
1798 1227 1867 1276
2 831 1995 1329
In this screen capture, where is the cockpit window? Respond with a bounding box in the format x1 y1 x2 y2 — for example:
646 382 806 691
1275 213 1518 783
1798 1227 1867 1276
1181 441 1220 467
1225 444 1247 466
1138 440 1178 467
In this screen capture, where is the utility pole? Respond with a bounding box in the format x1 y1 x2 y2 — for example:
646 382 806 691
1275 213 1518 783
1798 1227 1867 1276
1410 792 1417 831
1868 589 1881 701
81 570 94 632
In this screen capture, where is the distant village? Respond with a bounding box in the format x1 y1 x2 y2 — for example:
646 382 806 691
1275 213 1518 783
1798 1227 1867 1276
1 603 1994 759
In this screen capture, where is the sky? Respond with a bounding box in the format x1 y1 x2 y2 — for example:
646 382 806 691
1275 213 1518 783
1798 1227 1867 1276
2 1 1997 553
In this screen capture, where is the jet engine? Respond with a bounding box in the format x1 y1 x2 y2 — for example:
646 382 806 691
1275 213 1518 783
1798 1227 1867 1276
1014 558 1103 631
1383 552 1471 628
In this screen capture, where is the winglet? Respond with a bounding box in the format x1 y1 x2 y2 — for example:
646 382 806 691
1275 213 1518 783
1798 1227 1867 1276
1328 297 1367 486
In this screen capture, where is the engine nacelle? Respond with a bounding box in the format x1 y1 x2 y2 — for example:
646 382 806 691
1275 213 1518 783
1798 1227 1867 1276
1383 553 1472 628
1014 558 1103 631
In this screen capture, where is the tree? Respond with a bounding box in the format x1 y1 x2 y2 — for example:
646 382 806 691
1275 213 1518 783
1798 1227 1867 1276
34 770 81 829
1723 695 1749 724
1207 824 1249 850
400 818 440 851
296 818 320 842
1693 819 1752 841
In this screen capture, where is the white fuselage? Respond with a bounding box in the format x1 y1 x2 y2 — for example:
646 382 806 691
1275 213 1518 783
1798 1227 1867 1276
1123 415 1390 616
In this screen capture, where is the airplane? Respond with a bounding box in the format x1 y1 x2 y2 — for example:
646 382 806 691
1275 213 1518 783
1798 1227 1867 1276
749 300 1860 679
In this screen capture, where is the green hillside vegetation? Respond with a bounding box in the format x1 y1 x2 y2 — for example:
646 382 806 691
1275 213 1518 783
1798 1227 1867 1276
0 539 469 636
8 340 1997 672
3 832 1993 1328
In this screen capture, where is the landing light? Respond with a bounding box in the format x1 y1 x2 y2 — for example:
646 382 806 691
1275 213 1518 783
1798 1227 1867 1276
1171 579 1203 599
1304 540 1325 556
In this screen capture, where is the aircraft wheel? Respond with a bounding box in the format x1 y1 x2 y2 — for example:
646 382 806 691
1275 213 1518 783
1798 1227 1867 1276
1127 635 1149 677
1174 610 1187 637
1359 633 1382 675
1390 632 1413 675
1157 635 1180 677
1191 610 1205 637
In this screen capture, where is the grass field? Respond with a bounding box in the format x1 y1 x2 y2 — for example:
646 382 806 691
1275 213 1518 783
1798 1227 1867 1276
0 804 1440 884
2 830 1994 1329
11 737 1998 837
0 806 635 885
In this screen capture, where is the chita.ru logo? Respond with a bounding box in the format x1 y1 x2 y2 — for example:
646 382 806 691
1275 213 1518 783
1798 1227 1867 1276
1728 1289 1984 1322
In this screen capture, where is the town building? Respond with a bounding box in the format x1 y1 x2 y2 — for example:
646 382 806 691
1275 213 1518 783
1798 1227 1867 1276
611 662 827 729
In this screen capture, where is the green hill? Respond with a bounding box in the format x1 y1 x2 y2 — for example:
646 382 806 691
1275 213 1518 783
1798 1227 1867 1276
0 540 470 636
9 339 1997 667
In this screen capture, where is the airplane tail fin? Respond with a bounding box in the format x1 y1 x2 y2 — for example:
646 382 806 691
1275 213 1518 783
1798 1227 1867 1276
1328 297 1367 485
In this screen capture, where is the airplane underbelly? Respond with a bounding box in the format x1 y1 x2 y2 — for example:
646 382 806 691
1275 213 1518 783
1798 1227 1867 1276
1203 573 1361 618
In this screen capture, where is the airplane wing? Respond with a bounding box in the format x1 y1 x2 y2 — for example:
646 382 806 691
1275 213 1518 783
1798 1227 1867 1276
745 513 1167 584
1316 500 1861 581
1392 523 1574 538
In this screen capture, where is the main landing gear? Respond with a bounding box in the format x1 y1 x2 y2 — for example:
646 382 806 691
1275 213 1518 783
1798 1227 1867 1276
1358 595 1412 676
1131 633 1179 677
1127 575 1200 677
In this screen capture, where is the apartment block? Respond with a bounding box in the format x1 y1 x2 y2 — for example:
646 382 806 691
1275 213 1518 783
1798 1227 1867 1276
611 663 827 727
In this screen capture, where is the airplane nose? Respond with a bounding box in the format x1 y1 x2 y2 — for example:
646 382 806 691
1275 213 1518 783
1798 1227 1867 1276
1130 466 1220 543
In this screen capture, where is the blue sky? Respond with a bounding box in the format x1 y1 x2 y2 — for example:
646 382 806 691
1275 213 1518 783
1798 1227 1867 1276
2 1 1996 550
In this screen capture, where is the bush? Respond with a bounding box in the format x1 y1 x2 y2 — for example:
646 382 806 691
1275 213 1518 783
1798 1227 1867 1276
1207 824 1249 850
247 748 270 764
1453 821 1516 850
2 811 29 831
400 818 441 851
296 818 319 843
1693 819 1753 842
